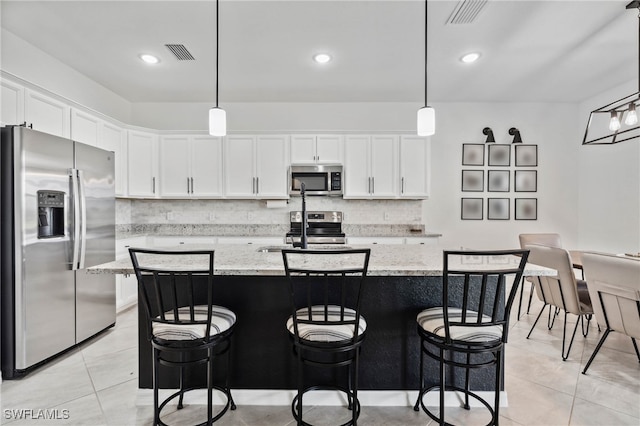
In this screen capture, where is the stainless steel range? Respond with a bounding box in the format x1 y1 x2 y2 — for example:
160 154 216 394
286 211 346 246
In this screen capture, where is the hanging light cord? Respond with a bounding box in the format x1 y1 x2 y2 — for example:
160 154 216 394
216 0 220 108
424 0 428 108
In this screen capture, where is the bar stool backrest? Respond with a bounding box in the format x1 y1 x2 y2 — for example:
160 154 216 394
441 249 529 344
129 248 217 342
282 248 371 346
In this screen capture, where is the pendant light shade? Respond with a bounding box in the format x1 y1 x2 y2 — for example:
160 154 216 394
417 0 435 136
417 106 436 136
208 0 226 136
209 107 226 136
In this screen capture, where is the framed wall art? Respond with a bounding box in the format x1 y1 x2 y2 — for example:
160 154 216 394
515 198 538 220
514 144 538 167
462 170 484 192
515 170 537 192
462 144 485 166
487 144 510 166
487 198 510 220
487 170 510 192
461 198 483 220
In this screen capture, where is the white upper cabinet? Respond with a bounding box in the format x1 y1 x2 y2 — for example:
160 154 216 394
101 122 127 197
399 135 430 199
127 130 158 198
159 135 223 198
290 134 342 164
225 135 289 199
1 79 25 127
344 135 397 198
71 109 101 147
24 89 70 138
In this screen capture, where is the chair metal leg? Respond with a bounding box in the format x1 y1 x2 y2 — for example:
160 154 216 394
526 282 534 314
582 328 612 374
494 350 502 426
353 350 360 426
562 312 581 361
297 351 303 426
226 340 236 411
439 348 445 426
178 352 185 410
153 348 160 426
517 277 525 320
413 340 425 412
632 338 640 362
208 347 214 426
527 304 548 339
463 352 471 410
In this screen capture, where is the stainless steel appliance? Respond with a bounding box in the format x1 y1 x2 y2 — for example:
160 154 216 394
289 164 343 196
1 126 116 379
286 211 346 245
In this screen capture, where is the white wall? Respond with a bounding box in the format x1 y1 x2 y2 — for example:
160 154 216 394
1 29 131 123
578 80 640 253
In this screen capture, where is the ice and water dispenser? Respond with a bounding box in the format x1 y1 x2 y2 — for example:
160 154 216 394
37 190 65 239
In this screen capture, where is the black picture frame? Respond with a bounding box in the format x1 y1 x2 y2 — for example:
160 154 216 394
487 170 510 192
462 144 485 166
461 198 483 220
487 144 511 166
487 198 510 220
462 170 484 192
514 170 537 192
515 144 538 167
515 198 538 220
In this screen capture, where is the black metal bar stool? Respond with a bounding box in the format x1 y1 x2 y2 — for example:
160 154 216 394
129 248 236 426
282 248 371 426
414 249 529 426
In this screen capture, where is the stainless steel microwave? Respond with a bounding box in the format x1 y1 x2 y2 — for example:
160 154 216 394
289 164 343 196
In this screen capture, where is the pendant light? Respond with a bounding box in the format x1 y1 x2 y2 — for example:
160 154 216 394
583 1 640 145
417 0 435 136
209 0 226 136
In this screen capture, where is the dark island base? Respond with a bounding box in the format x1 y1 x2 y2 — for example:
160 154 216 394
138 275 502 392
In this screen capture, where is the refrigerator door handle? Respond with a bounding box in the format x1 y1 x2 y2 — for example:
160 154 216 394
70 168 81 270
77 169 87 269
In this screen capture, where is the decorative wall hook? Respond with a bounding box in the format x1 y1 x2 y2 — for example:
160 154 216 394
509 127 523 143
483 127 495 143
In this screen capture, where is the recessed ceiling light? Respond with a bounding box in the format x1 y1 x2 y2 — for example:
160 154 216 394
460 52 480 64
313 53 332 64
139 54 160 64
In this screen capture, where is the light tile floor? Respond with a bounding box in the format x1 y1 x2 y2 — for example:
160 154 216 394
1 285 639 425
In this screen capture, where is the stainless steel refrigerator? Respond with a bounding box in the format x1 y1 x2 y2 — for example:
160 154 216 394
1 126 116 379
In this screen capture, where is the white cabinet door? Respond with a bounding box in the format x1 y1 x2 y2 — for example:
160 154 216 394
159 136 190 197
127 130 158 197
256 135 289 198
290 134 342 164
71 109 101 147
399 136 430 199
191 136 223 197
24 89 70 138
224 136 255 197
101 122 127 197
344 135 371 197
370 135 397 198
315 135 343 163
1 79 24 126
290 135 316 164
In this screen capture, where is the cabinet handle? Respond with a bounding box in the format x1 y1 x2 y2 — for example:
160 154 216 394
252 177 256 194
372 177 375 194
317 155 319 161
256 177 259 194
187 178 190 194
368 177 371 194
401 177 405 194
191 177 194 194
152 177 156 194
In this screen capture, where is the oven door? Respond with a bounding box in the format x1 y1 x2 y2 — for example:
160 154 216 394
290 172 329 195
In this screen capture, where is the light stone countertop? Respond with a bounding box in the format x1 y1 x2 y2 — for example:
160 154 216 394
90 244 554 277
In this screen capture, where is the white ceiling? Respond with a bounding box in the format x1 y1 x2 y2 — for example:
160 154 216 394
1 0 637 104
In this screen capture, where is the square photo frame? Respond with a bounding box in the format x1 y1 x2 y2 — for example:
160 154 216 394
462 170 484 192
515 198 538 220
487 170 510 192
515 170 537 192
487 144 511 166
462 144 485 166
461 198 483 220
487 198 510 220
515 144 538 167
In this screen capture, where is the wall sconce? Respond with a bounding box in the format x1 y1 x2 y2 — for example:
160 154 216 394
483 127 495 143
509 127 523 143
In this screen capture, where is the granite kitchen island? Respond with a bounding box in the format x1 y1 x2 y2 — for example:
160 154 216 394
91 244 550 402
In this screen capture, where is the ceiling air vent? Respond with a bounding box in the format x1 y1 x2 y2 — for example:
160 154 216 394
446 0 488 25
165 44 195 61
